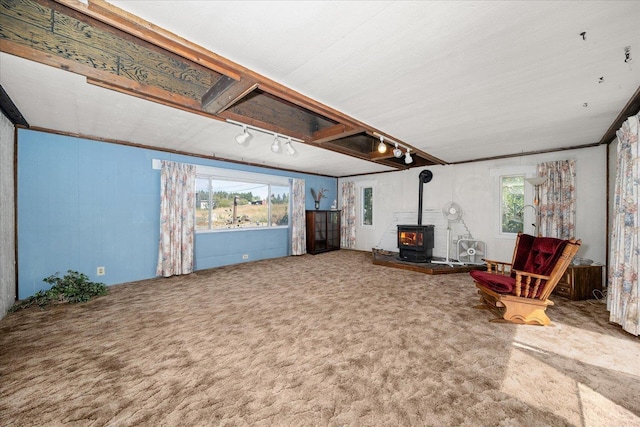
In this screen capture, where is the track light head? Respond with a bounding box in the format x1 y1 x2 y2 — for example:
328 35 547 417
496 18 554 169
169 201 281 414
377 136 387 154
228 120 302 158
285 138 296 155
393 143 403 158
271 135 281 153
405 148 413 164
235 125 250 144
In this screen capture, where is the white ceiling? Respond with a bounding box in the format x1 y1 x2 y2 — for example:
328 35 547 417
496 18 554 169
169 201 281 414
1 0 639 176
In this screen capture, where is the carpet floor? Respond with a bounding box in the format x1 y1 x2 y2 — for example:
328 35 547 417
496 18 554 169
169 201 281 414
1 250 639 426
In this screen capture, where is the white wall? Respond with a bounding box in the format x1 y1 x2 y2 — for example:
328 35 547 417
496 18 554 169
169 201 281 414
339 145 607 264
0 112 16 318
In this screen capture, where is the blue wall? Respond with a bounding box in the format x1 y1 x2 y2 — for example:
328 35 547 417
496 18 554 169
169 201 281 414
17 129 337 299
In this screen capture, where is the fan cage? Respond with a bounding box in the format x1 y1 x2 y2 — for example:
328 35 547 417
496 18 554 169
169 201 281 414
456 239 486 265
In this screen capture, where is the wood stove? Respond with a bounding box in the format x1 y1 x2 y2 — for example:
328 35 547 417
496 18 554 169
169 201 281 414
397 225 434 262
397 169 435 263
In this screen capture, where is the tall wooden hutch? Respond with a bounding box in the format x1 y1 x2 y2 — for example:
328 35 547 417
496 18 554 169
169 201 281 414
306 210 341 254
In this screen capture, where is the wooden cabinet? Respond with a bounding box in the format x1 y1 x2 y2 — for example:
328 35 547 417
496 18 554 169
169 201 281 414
553 264 604 300
306 210 341 254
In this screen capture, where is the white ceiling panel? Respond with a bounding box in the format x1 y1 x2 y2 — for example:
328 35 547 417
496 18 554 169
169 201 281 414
2 1 639 175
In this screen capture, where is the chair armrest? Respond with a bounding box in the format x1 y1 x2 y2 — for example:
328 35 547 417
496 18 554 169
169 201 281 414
512 269 552 298
512 269 551 281
483 259 512 275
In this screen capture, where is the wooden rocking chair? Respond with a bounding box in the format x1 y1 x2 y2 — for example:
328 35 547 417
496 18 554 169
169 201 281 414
470 233 581 326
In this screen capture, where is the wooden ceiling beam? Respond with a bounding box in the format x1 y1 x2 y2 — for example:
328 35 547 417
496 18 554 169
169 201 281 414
201 76 258 114
36 0 446 169
376 159 411 169
258 82 363 131
0 84 29 126
220 110 309 141
54 0 242 81
311 124 365 144
2 37 194 107
318 143 406 170
72 1 386 137
598 84 640 145
225 90 336 138
410 148 447 165
86 75 217 120
1 37 220 123
55 0 360 127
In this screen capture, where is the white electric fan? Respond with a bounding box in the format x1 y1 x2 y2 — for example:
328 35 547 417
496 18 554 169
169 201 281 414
457 239 486 265
433 201 465 267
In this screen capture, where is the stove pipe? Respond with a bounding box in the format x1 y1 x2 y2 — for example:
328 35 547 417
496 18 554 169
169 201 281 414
417 169 433 225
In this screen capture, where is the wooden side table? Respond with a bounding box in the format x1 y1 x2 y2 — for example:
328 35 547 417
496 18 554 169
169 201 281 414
553 264 604 300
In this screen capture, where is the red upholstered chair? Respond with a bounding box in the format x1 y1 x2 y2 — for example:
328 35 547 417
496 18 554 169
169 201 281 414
470 232 581 326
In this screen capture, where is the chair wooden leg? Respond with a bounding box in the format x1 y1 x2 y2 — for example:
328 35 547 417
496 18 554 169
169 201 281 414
474 297 491 310
500 298 552 326
473 295 506 322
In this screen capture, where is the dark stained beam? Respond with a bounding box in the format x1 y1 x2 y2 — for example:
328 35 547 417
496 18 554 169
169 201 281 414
369 149 396 160
65 0 370 133
325 134 377 155
220 110 309 141
320 142 408 170
311 124 365 144
86 76 217 120
0 85 29 126
1 34 219 123
222 90 336 138
6 0 448 171
408 148 447 165
56 0 243 80
598 85 640 145
0 1 215 99
201 76 258 114
449 142 600 165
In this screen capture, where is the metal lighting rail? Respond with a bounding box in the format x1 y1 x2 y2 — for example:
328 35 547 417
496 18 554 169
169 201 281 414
371 131 410 151
226 119 305 143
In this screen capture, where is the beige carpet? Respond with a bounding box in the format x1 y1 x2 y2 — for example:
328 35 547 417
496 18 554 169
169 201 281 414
1 250 639 426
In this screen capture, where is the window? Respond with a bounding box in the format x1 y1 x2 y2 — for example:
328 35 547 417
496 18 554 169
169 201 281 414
500 175 524 234
362 186 373 226
196 174 290 231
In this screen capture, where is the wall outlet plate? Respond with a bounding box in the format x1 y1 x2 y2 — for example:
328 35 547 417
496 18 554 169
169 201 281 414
97 266 105 276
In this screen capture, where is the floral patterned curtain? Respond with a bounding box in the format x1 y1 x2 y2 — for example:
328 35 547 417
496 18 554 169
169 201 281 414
290 179 306 255
156 161 196 277
608 114 640 336
537 160 576 239
340 182 356 248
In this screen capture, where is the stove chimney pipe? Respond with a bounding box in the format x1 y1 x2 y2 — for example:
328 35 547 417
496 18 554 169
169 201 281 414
417 169 433 225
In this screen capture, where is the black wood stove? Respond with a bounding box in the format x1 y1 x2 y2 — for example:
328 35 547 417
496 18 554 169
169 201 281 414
397 224 434 262
397 170 435 263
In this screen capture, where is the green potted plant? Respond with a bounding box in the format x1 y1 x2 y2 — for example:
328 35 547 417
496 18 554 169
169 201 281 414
10 270 108 312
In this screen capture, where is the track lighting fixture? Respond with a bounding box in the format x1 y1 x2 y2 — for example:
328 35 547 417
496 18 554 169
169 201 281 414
372 132 417 165
227 119 300 157
235 125 250 144
285 138 296 156
405 148 413 164
393 143 403 158
377 136 387 154
271 135 281 153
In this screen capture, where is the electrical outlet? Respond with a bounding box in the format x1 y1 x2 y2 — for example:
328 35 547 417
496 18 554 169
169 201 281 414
97 266 105 276
242 254 249 260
